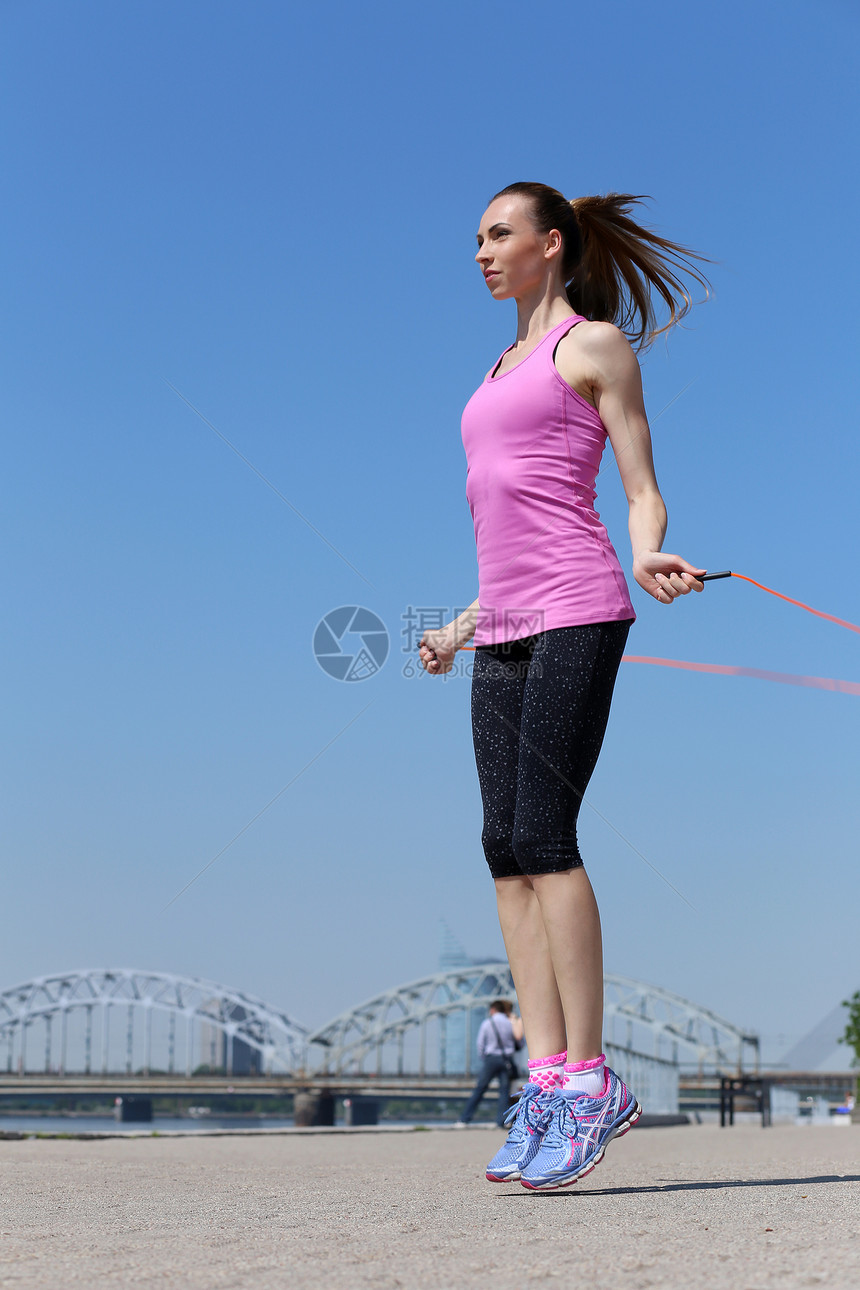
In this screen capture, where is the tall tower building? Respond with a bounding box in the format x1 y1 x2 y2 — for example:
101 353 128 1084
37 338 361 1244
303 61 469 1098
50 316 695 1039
439 922 497 1075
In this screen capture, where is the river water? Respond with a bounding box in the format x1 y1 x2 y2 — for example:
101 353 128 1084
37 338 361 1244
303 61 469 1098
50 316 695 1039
0 1113 463 1134
0 1115 297 1134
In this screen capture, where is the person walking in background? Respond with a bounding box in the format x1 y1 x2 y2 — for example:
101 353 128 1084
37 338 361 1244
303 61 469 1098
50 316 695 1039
456 1000 524 1128
419 182 709 1189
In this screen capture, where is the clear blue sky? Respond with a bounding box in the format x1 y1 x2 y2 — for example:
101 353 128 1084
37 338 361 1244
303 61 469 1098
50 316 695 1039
2 0 857 1067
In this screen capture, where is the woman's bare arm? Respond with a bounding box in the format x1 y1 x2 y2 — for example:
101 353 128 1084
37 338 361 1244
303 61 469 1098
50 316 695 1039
558 322 705 603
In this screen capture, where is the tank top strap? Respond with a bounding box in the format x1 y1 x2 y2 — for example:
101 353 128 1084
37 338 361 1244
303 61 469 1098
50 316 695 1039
551 313 585 334
544 313 585 375
561 313 585 336
539 313 585 345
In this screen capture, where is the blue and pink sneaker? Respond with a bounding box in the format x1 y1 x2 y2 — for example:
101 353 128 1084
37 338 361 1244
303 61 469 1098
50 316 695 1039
519 1067 642 1191
485 1082 554 1182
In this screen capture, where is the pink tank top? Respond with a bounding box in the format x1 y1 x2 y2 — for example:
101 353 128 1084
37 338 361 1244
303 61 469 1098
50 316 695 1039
461 313 635 646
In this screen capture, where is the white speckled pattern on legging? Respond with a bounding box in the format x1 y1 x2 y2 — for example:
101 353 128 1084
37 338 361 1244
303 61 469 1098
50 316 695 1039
470 619 632 878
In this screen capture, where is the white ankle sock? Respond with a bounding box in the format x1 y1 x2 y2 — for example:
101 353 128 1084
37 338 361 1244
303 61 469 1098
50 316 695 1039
563 1054 606 1096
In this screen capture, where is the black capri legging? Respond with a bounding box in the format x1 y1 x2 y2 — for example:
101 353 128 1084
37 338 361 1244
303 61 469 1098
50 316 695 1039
470 619 633 879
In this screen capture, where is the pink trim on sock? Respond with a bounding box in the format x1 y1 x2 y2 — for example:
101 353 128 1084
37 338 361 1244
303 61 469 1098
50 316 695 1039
563 1053 605 1073
527 1051 568 1093
528 1051 567 1069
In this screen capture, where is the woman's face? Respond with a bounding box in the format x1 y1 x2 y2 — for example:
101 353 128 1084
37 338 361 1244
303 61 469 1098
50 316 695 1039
475 195 560 299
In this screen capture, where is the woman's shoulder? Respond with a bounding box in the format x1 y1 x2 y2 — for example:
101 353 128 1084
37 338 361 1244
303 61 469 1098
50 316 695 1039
556 318 640 387
563 318 632 358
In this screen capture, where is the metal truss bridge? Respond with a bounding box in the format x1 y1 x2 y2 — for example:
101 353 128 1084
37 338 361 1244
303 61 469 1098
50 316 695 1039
0 969 308 1078
308 963 759 1078
0 964 758 1091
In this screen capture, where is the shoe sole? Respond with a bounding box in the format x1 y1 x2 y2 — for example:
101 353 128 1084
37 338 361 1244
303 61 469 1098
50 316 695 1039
520 1100 643 1191
486 1169 522 1182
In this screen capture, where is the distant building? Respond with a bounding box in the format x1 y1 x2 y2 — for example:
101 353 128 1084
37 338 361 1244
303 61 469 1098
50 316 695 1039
439 922 500 1074
199 1002 262 1075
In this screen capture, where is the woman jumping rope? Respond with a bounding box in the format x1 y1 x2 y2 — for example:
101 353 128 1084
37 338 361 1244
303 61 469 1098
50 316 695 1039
418 182 710 1190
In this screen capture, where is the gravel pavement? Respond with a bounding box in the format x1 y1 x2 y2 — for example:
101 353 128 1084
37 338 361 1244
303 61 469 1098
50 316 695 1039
0 1123 858 1289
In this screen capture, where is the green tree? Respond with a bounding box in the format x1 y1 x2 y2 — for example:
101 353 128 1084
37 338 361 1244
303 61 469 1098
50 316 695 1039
838 990 860 1076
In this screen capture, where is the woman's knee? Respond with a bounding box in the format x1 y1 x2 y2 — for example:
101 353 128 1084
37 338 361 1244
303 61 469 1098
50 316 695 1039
493 873 536 905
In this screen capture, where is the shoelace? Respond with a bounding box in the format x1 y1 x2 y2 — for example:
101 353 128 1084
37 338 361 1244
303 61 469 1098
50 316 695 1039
521 1092 563 1144
503 1084 554 1136
536 1093 568 1146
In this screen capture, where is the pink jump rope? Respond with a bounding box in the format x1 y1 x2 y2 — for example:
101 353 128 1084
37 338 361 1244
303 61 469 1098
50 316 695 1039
439 572 859 694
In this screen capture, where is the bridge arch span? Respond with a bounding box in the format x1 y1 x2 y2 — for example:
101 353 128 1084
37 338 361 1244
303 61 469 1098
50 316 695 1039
308 964 758 1076
0 969 308 1077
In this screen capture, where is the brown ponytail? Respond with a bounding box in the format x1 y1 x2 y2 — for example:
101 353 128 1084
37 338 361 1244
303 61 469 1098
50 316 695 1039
491 183 712 352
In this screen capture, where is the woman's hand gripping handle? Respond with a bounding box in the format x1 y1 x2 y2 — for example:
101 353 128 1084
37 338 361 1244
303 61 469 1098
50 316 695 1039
419 598 479 674
633 551 706 603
